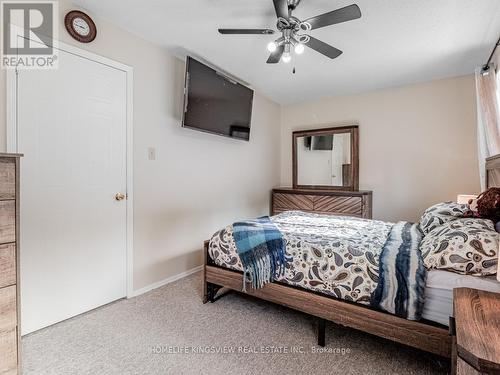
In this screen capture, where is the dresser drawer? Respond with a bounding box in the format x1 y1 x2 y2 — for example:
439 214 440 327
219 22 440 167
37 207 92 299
272 189 372 218
0 244 16 288
0 201 15 244
273 193 315 212
313 196 362 216
0 159 15 201
0 155 20 375
0 328 17 374
0 285 16 332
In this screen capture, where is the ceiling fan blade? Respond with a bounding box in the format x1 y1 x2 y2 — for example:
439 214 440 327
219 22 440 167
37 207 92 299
301 4 361 31
218 29 275 35
304 36 343 59
273 0 289 19
267 44 285 64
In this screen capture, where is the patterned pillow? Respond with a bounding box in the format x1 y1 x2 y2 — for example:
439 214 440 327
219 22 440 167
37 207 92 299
420 218 498 275
419 202 470 234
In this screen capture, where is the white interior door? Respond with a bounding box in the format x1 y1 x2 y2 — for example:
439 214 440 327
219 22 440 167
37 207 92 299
16 46 128 334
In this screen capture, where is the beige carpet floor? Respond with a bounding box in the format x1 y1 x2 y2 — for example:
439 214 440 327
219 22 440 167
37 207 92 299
22 272 450 375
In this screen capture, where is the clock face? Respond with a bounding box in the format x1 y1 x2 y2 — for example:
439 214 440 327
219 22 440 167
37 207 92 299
72 17 90 36
65 11 97 43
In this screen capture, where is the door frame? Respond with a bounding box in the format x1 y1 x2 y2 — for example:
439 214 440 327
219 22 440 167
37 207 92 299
6 40 135 298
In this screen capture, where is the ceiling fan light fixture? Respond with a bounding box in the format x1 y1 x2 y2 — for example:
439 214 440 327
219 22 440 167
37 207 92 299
218 1 361 64
267 41 277 52
294 43 304 54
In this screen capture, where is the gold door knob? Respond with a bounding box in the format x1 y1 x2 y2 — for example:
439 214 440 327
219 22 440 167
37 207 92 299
115 193 126 201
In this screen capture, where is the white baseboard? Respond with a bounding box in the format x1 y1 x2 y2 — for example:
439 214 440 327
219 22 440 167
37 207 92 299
128 265 203 298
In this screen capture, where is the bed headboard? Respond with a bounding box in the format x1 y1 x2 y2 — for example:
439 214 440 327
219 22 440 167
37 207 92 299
485 154 500 188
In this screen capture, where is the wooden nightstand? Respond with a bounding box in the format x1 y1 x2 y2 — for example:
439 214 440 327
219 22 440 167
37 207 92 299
451 288 500 374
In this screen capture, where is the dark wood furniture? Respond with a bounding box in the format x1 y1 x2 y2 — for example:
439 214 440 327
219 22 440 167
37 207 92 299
451 288 500 374
0 153 22 375
272 188 372 219
293 125 359 191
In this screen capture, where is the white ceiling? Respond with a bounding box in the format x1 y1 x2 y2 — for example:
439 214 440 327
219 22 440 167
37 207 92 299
73 0 500 104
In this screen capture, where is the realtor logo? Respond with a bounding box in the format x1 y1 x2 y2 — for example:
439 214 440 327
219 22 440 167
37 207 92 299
1 1 58 69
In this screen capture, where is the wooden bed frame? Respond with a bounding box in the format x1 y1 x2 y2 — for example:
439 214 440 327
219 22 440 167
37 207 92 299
202 155 500 359
202 241 451 358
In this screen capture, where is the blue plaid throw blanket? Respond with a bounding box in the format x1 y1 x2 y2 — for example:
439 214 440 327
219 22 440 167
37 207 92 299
371 222 427 320
232 217 287 292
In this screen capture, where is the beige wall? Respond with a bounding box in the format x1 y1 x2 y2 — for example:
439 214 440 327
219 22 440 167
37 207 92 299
0 1 281 291
280 76 480 222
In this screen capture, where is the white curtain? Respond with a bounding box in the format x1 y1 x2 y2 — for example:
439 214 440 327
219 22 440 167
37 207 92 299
476 63 500 190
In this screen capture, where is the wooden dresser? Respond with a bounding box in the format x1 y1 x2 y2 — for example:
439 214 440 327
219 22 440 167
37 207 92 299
271 188 372 219
0 153 21 375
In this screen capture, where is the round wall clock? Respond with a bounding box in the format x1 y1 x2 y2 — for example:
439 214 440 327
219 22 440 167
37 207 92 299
64 11 97 43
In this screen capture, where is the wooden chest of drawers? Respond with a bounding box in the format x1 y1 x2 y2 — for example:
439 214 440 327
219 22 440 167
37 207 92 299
272 188 372 219
0 154 21 375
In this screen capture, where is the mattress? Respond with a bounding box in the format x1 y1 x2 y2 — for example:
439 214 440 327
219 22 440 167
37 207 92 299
421 270 500 326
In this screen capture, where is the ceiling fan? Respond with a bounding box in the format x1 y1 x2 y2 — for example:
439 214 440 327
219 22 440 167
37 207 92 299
218 0 361 64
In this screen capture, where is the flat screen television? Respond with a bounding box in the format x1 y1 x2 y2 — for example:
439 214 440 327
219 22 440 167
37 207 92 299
182 56 254 141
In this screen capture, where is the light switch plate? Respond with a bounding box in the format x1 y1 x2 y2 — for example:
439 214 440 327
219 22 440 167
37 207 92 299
148 147 156 160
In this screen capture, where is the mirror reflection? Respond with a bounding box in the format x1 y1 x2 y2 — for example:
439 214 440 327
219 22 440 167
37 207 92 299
297 133 352 187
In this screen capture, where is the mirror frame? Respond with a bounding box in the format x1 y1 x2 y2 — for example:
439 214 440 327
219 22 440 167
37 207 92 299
292 125 359 191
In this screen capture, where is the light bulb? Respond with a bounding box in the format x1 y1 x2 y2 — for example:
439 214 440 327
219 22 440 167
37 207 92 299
282 52 291 63
267 42 277 53
294 43 304 55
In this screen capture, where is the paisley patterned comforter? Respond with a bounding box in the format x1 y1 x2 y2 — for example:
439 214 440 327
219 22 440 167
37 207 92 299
209 211 427 319
210 212 392 303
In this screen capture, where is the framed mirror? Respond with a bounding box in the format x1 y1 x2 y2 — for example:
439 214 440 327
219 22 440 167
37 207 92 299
293 125 359 191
